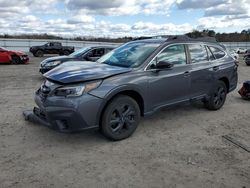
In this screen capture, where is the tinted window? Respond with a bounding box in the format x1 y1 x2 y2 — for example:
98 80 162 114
206 46 215 61
152 44 187 67
54 43 61 46
209 46 225 59
188 44 208 63
91 48 105 57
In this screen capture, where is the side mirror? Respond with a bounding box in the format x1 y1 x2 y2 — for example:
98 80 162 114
156 61 174 70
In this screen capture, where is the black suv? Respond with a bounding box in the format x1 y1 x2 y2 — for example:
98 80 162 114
39 46 115 74
24 36 238 141
30 42 75 57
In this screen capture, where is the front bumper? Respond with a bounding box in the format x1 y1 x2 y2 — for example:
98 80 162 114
23 92 103 133
21 56 29 64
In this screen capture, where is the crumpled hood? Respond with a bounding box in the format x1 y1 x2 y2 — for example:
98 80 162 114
44 61 132 84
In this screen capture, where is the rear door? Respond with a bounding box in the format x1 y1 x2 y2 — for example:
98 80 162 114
187 43 214 99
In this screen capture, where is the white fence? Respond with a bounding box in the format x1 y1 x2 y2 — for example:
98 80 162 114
0 38 250 52
222 42 250 50
0 38 120 52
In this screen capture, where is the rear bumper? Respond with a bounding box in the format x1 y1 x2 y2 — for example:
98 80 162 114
23 93 103 132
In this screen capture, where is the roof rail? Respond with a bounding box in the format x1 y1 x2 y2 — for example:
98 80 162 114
165 35 218 43
132 37 154 41
132 35 218 43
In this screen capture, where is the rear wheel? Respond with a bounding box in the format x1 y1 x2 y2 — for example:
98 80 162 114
35 50 44 57
205 81 227 110
11 56 20 64
101 95 140 141
63 50 70 55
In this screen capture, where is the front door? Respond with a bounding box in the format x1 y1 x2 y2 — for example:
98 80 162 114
147 44 191 110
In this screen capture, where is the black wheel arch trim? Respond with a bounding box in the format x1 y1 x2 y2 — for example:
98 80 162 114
94 85 145 127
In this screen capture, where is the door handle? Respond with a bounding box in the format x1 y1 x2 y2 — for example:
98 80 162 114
184 71 190 77
213 66 219 71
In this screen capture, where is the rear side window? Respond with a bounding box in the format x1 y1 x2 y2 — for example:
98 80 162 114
188 44 208 63
209 46 225 59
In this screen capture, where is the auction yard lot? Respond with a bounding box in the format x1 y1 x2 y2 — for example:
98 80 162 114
0 55 250 188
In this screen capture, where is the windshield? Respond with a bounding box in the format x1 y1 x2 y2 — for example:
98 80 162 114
97 42 161 68
69 47 90 57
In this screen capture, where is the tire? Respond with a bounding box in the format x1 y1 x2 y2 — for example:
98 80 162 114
101 95 140 141
35 50 44 57
205 81 227 110
11 56 20 64
63 50 70 55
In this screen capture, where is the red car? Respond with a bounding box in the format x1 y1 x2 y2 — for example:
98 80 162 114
0 47 29 64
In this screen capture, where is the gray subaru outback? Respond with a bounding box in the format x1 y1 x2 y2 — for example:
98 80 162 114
24 36 238 140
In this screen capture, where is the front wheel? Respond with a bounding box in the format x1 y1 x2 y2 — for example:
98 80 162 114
205 81 227 110
11 56 20 64
101 95 140 141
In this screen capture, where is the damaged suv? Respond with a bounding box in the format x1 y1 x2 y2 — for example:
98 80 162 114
24 36 238 140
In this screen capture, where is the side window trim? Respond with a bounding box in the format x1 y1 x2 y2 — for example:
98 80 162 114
145 43 188 71
206 46 216 61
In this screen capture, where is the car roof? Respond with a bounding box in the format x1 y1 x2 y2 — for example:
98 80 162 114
88 45 116 49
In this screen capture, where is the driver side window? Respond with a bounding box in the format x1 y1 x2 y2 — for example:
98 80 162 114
151 44 187 68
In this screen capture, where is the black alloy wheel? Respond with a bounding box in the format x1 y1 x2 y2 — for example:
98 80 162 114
101 95 140 141
35 50 44 57
205 81 227 110
63 50 70 55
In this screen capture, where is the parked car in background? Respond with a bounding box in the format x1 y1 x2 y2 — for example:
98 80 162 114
30 42 74 57
229 49 239 60
0 47 29 64
24 36 238 141
245 55 250 66
39 46 115 74
236 48 247 54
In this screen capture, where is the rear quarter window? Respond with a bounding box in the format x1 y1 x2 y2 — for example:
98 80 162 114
208 46 225 59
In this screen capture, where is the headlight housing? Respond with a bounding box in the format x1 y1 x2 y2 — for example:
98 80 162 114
46 61 61 67
54 81 102 97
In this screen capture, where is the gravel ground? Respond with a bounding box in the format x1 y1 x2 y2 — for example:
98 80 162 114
0 55 250 188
